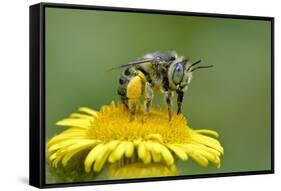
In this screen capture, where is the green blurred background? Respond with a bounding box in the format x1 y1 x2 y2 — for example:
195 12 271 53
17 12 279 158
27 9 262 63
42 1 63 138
45 7 272 183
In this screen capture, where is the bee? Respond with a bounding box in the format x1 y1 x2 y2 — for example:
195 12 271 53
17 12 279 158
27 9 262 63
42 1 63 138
115 51 213 120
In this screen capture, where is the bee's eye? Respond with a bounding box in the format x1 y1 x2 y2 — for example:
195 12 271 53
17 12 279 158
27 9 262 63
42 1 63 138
172 64 184 84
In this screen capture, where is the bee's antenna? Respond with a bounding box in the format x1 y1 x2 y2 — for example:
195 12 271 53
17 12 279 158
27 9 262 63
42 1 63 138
187 60 201 71
191 65 214 72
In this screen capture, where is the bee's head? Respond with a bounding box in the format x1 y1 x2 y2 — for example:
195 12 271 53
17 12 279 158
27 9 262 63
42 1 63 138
168 57 213 90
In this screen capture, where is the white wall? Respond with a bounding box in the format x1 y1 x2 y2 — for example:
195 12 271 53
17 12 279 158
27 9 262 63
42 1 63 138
0 0 279 190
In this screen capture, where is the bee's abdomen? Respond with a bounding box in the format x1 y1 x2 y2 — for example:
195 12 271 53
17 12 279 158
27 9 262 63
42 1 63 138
117 77 128 95
117 68 134 97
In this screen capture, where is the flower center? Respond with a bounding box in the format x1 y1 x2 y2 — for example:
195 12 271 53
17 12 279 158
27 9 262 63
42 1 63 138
87 103 192 144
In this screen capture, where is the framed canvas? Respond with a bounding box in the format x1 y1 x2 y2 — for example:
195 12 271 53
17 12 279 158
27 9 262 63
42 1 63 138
29 2 274 188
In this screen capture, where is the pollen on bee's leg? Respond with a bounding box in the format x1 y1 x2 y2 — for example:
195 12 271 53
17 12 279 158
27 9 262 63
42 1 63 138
127 76 142 99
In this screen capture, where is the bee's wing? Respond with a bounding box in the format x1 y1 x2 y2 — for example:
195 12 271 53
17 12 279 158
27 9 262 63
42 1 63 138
119 58 155 68
106 58 155 72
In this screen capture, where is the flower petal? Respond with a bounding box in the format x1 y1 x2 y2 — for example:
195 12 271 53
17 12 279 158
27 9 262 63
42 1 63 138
84 143 104 173
93 145 111 172
48 139 83 152
56 118 91 129
78 107 98 117
49 153 57 161
92 140 120 172
52 154 64 168
124 141 134 158
192 134 224 154
190 152 209 167
47 134 86 148
85 141 121 172
180 144 209 167
108 141 127 163
70 113 95 122
193 144 220 167
167 144 188 160
147 141 162 162
62 140 97 166
194 129 219 137
153 142 174 166
193 143 222 156
137 142 147 163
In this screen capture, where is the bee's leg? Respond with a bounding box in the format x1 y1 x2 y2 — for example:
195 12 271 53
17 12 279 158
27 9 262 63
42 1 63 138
128 99 138 120
120 96 129 109
126 76 143 121
143 82 154 121
176 90 184 114
164 91 173 121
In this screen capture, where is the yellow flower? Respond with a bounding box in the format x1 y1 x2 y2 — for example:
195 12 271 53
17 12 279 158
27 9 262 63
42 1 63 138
47 102 224 179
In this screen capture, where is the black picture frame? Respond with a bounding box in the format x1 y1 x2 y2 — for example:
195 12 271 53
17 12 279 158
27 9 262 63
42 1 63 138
29 2 274 188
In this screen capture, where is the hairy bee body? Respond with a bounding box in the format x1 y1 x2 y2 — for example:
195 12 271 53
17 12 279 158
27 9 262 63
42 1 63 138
116 51 212 120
